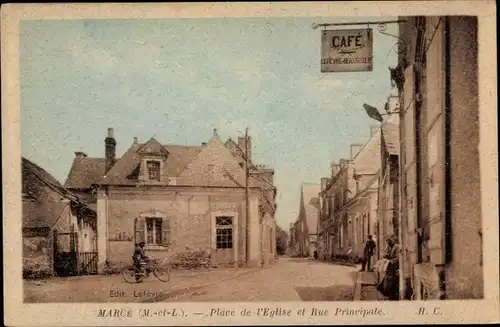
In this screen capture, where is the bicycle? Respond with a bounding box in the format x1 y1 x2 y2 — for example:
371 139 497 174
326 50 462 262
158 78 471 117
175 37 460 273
122 257 172 284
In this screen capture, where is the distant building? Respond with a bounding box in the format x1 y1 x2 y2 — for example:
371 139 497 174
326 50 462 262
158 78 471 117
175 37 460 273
295 183 321 257
317 158 356 261
317 124 382 263
317 177 331 260
346 130 381 263
397 16 482 300
65 128 277 272
288 220 299 256
22 157 96 277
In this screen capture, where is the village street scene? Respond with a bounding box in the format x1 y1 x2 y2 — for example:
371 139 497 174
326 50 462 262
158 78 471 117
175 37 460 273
20 14 485 303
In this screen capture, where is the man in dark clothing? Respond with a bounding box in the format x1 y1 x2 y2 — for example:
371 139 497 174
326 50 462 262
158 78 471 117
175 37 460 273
360 235 376 272
133 242 148 269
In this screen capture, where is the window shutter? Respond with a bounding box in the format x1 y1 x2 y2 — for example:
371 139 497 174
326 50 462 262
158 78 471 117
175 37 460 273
135 217 145 244
161 217 171 246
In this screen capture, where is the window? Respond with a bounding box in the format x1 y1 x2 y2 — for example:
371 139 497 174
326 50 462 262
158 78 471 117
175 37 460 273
216 216 233 249
146 218 162 245
147 161 161 181
135 216 170 246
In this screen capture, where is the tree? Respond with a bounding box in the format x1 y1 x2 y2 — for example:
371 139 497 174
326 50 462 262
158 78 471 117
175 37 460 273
275 225 289 255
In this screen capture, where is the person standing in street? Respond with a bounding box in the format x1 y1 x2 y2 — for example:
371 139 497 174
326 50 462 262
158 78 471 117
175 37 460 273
360 235 376 272
379 234 401 300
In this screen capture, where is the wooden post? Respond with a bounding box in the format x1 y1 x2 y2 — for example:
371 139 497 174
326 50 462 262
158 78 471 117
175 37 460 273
245 128 250 266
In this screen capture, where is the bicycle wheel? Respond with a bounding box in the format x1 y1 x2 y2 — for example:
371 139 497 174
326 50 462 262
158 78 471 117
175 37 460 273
122 266 145 284
153 266 172 282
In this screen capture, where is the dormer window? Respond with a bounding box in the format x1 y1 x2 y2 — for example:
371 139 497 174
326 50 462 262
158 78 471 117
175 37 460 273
147 160 161 181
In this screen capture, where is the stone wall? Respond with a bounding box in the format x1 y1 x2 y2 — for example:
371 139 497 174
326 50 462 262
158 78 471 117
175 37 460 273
99 186 262 271
23 228 53 278
446 16 483 299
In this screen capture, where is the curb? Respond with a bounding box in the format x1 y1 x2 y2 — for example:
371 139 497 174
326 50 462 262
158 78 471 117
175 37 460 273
353 271 379 301
141 268 260 303
353 271 363 301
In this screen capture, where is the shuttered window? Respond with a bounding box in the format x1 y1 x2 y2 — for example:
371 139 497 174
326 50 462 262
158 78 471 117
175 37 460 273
134 216 170 246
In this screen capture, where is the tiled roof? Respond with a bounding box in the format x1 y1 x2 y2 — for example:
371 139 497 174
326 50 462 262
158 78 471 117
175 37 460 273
23 157 77 201
65 142 202 188
301 183 321 234
23 201 69 228
353 128 381 175
64 157 107 189
22 157 77 228
23 157 64 190
381 119 400 156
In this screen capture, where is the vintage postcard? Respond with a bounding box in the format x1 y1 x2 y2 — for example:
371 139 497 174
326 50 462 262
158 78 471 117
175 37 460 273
2 1 499 326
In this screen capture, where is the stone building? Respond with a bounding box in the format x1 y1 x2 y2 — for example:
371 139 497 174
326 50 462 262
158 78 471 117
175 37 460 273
225 137 277 265
373 98 401 263
288 219 301 257
22 157 96 277
317 158 356 261
376 115 400 262
317 125 382 263
64 128 277 272
396 16 482 299
345 132 381 262
316 177 331 260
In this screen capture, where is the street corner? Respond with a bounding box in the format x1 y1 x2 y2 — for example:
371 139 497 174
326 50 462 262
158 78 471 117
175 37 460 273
357 270 378 286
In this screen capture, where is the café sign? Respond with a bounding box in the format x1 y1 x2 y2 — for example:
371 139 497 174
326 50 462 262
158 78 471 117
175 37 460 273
320 28 373 73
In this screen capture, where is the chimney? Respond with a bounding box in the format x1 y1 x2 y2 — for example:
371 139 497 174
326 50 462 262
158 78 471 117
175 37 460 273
350 144 363 159
330 162 340 177
133 137 138 145
238 136 251 162
258 167 274 184
105 128 116 174
370 126 380 136
75 151 88 158
321 177 329 191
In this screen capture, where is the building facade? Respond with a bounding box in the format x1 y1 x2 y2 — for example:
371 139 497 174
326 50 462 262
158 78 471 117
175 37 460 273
65 128 277 273
396 16 482 300
317 158 356 261
345 134 381 262
22 157 96 278
372 98 401 263
376 115 400 263
317 177 330 260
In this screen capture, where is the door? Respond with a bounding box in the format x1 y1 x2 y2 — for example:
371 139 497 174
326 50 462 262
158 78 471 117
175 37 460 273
53 229 78 277
213 216 235 267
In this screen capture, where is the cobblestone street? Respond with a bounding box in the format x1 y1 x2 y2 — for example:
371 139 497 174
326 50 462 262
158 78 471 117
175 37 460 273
24 258 358 302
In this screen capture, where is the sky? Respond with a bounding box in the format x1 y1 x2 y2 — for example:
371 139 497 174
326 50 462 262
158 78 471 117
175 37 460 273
20 17 398 230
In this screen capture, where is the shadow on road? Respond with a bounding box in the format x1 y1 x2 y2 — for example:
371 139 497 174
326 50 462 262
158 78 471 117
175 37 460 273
295 285 354 301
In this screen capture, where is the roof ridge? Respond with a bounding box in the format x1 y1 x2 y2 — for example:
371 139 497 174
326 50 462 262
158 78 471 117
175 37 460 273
352 128 380 161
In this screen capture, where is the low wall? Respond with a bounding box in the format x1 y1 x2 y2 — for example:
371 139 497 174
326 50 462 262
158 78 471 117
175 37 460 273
23 228 53 278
